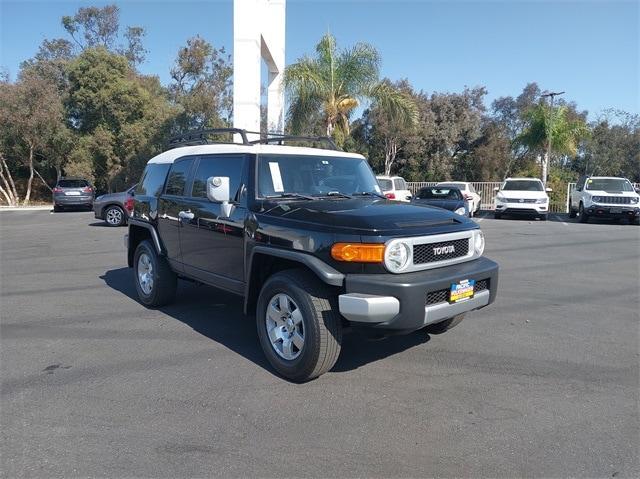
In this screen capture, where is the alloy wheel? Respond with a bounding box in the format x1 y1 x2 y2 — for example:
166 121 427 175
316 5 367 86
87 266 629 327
265 293 304 360
106 207 123 225
137 253 154 295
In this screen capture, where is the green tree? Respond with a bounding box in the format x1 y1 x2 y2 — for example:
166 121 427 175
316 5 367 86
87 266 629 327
518 103 590 186
284 33 417 145
169 36 233 131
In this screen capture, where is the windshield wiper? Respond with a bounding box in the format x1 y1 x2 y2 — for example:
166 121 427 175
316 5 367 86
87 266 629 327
353 191 386 199
323 191 352 199
264 193 316 201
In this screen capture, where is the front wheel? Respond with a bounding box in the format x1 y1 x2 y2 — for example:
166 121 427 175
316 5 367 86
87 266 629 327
133 240 177 307
578 203 589 223
256 270 342 382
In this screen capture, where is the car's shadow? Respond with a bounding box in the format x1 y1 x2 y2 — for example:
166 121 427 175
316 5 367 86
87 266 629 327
100 267 430 379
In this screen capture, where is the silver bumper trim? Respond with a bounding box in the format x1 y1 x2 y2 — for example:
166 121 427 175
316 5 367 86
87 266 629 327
338 293 400 323
423 290 490 326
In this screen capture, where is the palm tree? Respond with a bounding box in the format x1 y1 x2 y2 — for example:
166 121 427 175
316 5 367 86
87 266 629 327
518 103 589 185
284 34 417 144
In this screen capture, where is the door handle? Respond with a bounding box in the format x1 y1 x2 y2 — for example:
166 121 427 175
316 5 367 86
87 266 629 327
178 210 194 222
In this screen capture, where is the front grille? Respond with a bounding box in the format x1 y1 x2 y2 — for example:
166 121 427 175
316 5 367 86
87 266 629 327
425 278 490 306
596 196 632 204
504 198 537 203
413 238 469 264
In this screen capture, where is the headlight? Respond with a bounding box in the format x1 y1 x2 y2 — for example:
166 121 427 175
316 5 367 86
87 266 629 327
535 198 548 204
96 195 104 201
630 197 639 204
454 207 467 216
384 241 412 273
474 230 485 256
496 193 505 202
591 196 601 203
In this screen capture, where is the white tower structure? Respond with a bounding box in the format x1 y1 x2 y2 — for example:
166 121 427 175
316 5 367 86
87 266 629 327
233 0 286 141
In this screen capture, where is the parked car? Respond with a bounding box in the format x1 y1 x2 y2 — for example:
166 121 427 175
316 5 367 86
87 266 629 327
94 184 137 227
436 181 481 216
412 186 469 217
493 178 550 220
376 175 412 202
126 128 498 382
52 177 94 212
569 176 640 224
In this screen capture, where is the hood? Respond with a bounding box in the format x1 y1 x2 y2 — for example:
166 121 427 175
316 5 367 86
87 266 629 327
412 198 466 211
499 190 548 199
584 190 639 197
258 198 475 236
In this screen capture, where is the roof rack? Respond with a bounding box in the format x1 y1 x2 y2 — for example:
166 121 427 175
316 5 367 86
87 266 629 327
166 128 339 151
167 128 250 148
247 131 339 151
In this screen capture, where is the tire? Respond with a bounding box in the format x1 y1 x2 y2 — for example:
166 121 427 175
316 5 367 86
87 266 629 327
104 205 125 227
539 214 548 221
631 217 640 226
494 212 502 219
133 240 177 307
256 269 342 382
578 202 589 223
568 201 577 218
424 314 465 335
53 204 62 212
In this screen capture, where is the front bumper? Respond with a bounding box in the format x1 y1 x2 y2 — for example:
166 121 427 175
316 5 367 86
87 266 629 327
495 202 547 215
338 256 498 332
585 204 639 219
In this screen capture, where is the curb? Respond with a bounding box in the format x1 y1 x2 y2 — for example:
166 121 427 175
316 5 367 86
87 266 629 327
0 206 53 212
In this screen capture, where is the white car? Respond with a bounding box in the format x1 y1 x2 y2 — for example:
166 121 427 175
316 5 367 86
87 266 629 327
376 175 412 202
436 181 481 216
569 176 640 224
493 178 551 220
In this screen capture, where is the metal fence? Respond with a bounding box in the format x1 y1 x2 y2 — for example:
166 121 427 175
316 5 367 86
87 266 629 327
407 181 640 214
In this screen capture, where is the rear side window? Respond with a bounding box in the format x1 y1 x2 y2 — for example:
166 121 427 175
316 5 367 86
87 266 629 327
394 178 406 190
58 179 89 188
136 164 170 197
378 179 393 191
191 155 246 200
164 158 194 196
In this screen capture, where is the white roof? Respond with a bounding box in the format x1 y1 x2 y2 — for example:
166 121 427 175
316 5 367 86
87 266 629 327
147 143 365 164
437 181 467 185
375 175 404 180
587 176 629 180
504 177 543 182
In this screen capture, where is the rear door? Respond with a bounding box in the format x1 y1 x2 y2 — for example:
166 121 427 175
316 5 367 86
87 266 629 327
157 157 196 271
178 154 248 293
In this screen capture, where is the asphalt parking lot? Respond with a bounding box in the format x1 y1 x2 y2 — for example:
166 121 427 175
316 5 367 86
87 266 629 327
1 209 638 478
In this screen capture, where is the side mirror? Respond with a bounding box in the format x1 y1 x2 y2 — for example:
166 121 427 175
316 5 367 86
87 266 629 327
206 176 234 217
493 187 500 192
545 187 552 193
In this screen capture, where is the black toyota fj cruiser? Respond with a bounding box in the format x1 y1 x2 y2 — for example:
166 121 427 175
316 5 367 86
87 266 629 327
126 129 498 381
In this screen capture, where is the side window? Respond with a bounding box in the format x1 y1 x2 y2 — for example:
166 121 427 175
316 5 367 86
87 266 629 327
136 164 171 196
191 155 246 200
164 158 194 196
394 178 406 190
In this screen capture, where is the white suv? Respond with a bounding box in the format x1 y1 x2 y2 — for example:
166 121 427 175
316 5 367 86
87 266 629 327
569 176 640 224
493 178 551 220
376 175 412 202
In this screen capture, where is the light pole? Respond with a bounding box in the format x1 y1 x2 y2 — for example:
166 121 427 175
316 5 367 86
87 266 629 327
540 90 564 187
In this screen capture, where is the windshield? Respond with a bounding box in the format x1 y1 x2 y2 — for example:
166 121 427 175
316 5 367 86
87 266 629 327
585 178 634 192
377 178 393 191
502 180 543 191
257 154 380 198
417 187 462 200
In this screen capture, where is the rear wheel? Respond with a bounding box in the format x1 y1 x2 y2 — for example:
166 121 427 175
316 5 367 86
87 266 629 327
104 205 125 227
256 269 342 382
133 240 177 307
425 314 465 335
578 202 589 223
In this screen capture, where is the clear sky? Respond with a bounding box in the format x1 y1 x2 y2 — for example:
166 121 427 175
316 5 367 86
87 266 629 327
1 0 638 120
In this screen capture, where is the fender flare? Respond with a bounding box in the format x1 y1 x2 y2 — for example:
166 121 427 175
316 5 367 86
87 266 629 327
128 218 164 255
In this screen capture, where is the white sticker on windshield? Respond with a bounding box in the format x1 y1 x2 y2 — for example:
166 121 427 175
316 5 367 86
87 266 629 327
268 162 284 192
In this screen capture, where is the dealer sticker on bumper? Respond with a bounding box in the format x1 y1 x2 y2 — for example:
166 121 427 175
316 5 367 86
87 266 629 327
450 279 475 303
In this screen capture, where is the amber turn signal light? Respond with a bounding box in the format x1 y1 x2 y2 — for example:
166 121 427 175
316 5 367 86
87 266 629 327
331 243 385 262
